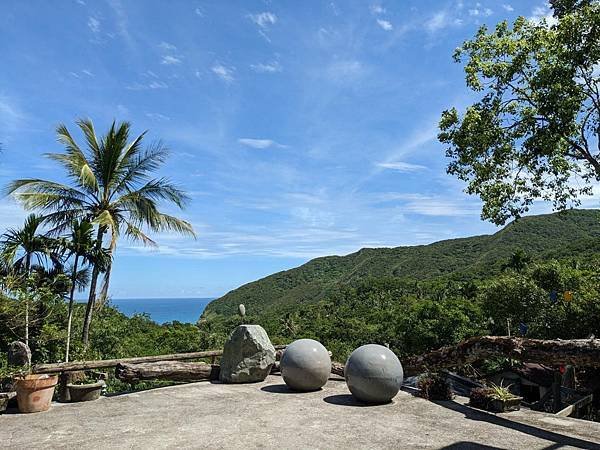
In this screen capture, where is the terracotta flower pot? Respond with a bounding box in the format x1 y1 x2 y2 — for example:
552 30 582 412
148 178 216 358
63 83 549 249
67 380 105 402
15 374 58 413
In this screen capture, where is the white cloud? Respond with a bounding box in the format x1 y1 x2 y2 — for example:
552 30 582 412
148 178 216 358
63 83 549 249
249 12 277 29
325 60 365 82
377 162 427 172
145 112 171 121
530 4 558 26
248 11 277 41
87 16 100 33
502 4 514 12
370 4 386 14
425 11 462 33
82 69 94 76
158 41 177 51
161 55 182 65
211 64 235 82
376 19 393 31
469 6 493 17
194 7 204 17
126 80 168 90
250 61 282 73
238 138 286 149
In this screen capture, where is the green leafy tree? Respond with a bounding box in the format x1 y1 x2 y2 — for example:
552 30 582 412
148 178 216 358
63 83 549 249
0 214 60 346
6 119 195 345
439 1 600 224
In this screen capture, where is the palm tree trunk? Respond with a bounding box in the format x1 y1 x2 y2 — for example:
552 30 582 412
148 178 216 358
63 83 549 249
65 254 79 362
24 253 31 348
82 227 105 347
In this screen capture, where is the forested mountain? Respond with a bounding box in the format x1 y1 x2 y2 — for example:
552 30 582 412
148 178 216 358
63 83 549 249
202 209 600 321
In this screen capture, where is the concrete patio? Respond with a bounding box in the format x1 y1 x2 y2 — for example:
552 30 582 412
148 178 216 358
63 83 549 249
2 375 600 449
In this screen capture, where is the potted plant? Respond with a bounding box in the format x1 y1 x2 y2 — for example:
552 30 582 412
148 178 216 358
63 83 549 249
0 364 26 414
67 372 106 402
469 383 522 413
417 373 454 401
14 373 59 413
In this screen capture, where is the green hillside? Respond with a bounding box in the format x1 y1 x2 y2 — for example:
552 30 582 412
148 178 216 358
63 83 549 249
201 209 600 321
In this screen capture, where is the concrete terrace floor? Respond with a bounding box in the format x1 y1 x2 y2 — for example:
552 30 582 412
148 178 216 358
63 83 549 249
2 375 600 450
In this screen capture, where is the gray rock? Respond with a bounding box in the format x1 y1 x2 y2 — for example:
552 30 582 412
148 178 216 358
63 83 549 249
8 341 31 368
345 344 404 404
219 325 276 383
281 339 331 391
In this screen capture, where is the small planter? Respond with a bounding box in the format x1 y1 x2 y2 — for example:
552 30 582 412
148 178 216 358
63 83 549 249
15 374 58 413
0 392 16 414
469 387 522 413
489 397 522 413
67 380 106 402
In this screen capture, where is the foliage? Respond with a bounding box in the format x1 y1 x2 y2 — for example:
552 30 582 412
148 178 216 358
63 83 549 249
5 118 195 344
487 382 520 401
417 373 454 401
439 1 600 224
203 209 600 322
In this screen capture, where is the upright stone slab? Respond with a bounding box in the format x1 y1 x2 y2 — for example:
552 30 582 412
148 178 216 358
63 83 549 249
219 325 276 383
8 341 31 367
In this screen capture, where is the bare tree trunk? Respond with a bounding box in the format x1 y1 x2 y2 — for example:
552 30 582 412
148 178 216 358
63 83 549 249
65 254 79 362
82 227 105 347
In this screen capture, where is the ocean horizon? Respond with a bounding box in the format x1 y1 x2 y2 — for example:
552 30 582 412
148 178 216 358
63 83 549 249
78 297 214 324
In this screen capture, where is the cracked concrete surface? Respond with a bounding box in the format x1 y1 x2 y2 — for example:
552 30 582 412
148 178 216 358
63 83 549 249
1 375 600 449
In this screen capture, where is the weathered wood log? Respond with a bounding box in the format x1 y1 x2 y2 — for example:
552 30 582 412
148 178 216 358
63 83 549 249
33 345 288 374
115 361 221 382
331 336 600 378
402 336 600 376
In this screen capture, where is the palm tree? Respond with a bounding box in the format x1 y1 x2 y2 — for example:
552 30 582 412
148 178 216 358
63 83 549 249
5 119 195 345
62 219 110 362
0 214 58 346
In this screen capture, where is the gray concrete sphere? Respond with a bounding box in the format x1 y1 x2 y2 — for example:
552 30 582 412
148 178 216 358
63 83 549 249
281 339 331 391
345 344 404 404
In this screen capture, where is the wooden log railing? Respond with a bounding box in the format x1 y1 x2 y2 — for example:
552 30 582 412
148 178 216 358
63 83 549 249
32 345 288 375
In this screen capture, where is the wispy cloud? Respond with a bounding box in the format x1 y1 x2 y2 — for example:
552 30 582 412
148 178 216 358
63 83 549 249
161 55 182 65
145 112 171 121
370 4 386 14
468 6 493 17
248 11 277 41
376 19 393 31
425 10 462 33
87 16 100 33
377 162 427 172
158 41 177 51
502 4 514 12
238 138 287 149
250 61 282 73
211 63 235 82
126 80 168 90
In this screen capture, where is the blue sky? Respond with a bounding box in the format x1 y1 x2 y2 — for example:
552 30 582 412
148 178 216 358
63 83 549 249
0 0 593 299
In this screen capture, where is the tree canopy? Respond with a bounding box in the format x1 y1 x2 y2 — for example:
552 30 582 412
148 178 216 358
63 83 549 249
439 0 599 224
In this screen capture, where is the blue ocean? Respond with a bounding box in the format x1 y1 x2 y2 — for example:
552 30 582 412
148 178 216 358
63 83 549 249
107 298 214 324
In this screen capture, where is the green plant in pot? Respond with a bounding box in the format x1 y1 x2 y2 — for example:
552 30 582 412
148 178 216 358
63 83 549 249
417 373 454 401
0 363 23 414
470 383 522 413
67 372 107 402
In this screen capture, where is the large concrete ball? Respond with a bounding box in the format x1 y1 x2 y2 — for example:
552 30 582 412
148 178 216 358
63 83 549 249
281 339 332 391
345 344 404 404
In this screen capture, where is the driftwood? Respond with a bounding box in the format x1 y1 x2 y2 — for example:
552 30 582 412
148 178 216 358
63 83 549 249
401 336 600 377
33 345 287 374
115 361 221 382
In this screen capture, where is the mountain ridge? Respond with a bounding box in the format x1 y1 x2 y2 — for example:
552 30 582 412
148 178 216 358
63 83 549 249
201 209 600 321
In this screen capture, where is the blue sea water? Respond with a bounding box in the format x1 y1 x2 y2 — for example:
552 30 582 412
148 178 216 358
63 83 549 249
108 298 214 324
